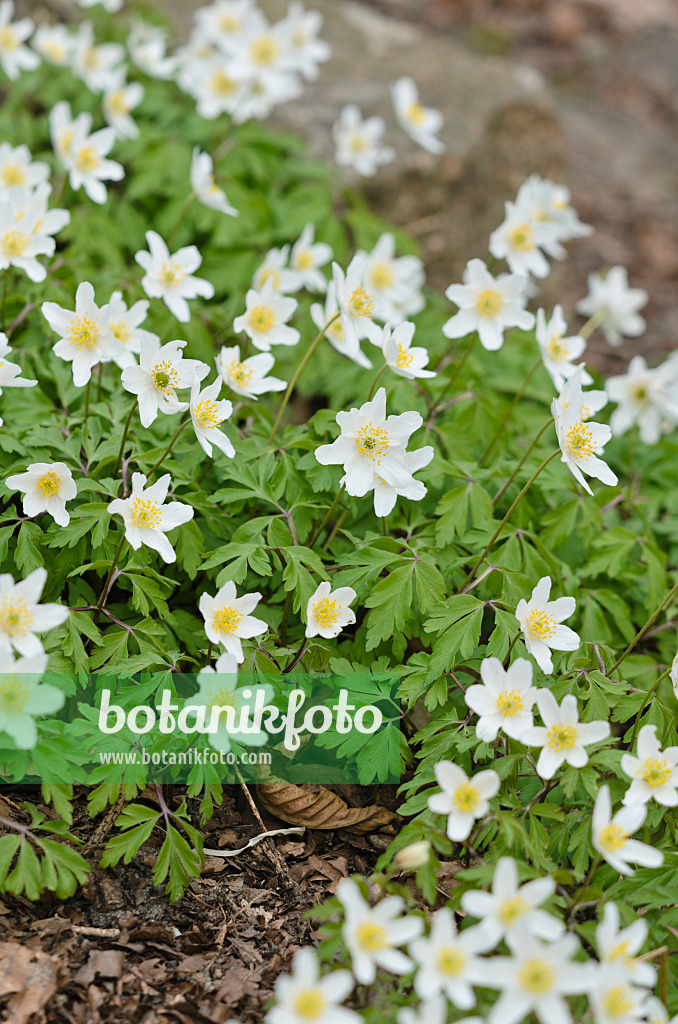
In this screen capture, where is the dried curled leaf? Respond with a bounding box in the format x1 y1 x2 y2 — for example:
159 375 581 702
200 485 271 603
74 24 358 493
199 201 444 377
257 784 399 834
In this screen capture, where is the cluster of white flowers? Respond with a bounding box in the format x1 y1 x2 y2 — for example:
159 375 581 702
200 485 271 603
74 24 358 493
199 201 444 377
0 142 69 282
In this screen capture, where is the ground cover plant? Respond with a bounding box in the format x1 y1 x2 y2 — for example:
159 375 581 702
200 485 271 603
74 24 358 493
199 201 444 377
0 0 677 1021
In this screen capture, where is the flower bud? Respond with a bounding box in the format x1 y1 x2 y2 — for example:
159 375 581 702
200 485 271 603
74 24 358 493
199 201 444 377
393 840 430 871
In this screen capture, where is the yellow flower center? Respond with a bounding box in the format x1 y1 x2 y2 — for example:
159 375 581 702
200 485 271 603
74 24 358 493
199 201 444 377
312 597 339 629
475 289 503 318
546 724 578 752
368 262 395 291
1 230 28 258
0 598 34 638
608 939 632 964
160 260 184 287
565 422 596 460
210 686 238 710
228 359 254 387
355 921 388 952
250 34 279 67
58 129 75 156
0 676 31 714
41 40 66 62
110 320 131 344
348 132 367 154
407 101 426 126
546 336 569 361
247 304 276 333
326 318 345 342
131 499 162 529
524 609 556 641
355 423 388 461
0 27 18 51
211 70 237 96
75 145 100 174
496 689 523 716
509 224 535 252
82 46 99 70
517 958 554 994
348 286 375 318
602 985 636 1018
395 344 413 369
436 945 466 977
294 249 314 271
641 757 671 788
632 383 649 406
107 89 130 116
452 782 479 813
292 988 327 1022
257 267 281 291
498 895 530 925
152 361 179 393
219 14 240 31
67 315 99 350
598 822 627 853
36 472 60 497
1 163 25 187
212 605 243 636
194 399 224 430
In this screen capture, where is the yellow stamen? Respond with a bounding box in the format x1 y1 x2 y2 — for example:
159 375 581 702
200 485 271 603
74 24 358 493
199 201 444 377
312 597 339 628
131 499 162 529
212 605 243 636
475 289 503 318
36 472 60 498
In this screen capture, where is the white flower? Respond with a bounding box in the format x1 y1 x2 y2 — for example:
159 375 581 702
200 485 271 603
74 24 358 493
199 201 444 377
393 841 431 871
0 194 55 282
252 245 302 294
592 785 664 876
49 100 92 166
443 258 534 351
310 285 373 369
67 126 124 205
186 651 273 755
0 568 69 657
464 657 537 742
6 462 77 528
278 3 331 81
32 24 73 66
397 995 448 1024
515 174 592 250
536 306 592 390
181 56 248 121
193 0 264 45
461 856 564 948
428 759 500 841
391 76 444 154
102 290 158 363
361 233 425 323
108 472 194 564
128 19 176 79
595 902 656 989
620 724 678 808
337 877 423 985
588 969 650 1024
0 651 64 750
0 142 48 194
409 907 489 1007
644 997 677 1024
190 147 238 216
605 355 678 446
72 20 125 93
482 933 594 1024
266 947 358 1024
489 200 562 279
289 223 332 292
10 181 69 240
103 81 145 140
233 278 299 351
0 1 39 81
215 345 286 399
364 445 434 518
121 337 206 428
521 690 610 780
305 582 356 639
576 266 648 347
0 334 37 418
333 105 395 177
332 254 383 351
199 580 267 662
316 388 422 498
552 366 618 495
515 576 580 675
135 230 215 323
42 281 122 387
189 375 235 459
381 321 435 380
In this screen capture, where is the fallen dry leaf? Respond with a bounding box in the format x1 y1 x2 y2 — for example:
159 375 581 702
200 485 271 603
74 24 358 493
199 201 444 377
0 942 57 1024
257 784 400 833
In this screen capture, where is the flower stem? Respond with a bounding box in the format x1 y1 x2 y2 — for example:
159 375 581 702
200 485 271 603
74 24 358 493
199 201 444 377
492 415 553 506
480 358 542 465
307 483 346 548
457 449 559 593
627 666 671 749
607 583 678 677
1 268 8 331
94 532 126 619
430 332 477 413
84 375 92 425
284 639 308 674
268 313 340 444
167 191 195 247
579 308 607 341
114 398 138 478
367 363 387 400
146 417 191 480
